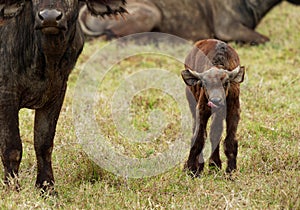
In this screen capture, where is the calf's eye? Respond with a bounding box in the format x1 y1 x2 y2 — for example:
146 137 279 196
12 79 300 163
223 81 229 88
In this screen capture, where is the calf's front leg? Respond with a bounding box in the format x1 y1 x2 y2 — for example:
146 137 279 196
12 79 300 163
185 103 210 176
224 100 240 173
208 112 225 170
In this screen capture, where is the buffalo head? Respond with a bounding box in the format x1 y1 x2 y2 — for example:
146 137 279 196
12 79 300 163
181 66 245 109
1 0 126 28
33 0 126 35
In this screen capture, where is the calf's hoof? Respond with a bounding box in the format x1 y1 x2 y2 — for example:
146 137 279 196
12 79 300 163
225 166 236 174
208 159 222 171
226 159 237 174
183 161 204 178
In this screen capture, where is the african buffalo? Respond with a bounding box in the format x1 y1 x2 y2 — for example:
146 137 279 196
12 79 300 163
181 39 245 176
0 0 126 192
79 0 300 44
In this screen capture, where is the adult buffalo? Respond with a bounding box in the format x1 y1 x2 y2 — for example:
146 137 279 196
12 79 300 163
0 0 126 192
79 0 300 44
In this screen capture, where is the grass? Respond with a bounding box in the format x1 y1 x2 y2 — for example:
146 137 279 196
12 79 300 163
1 2 300 209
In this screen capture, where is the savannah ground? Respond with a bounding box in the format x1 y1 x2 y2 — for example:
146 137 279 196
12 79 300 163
0 2 299 209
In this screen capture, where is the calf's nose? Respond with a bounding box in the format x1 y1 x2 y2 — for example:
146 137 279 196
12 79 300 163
210 97 222 106
38 9 63 24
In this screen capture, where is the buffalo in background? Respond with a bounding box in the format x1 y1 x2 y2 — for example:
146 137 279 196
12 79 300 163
79 0 300 44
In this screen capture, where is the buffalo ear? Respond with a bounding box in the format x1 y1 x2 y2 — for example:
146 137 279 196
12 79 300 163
0 0 25 20
228 66 245 83
181 69 202 86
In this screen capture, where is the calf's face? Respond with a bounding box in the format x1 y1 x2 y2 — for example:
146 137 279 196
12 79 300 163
181 66 245 108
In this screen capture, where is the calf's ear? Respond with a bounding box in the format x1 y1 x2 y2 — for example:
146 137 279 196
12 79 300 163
81 0 127 16
228 66 245 83
181 69 202 86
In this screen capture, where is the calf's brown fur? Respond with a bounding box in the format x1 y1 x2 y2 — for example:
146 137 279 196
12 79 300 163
181 39 245 176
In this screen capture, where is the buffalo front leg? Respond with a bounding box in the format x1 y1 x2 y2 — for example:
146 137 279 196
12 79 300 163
216 22 270 45
185 104 210 177
0 103 22 189
224 102 240 173
34 93 65 191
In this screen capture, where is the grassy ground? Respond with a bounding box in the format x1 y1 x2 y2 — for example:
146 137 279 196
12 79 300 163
1 2 300 209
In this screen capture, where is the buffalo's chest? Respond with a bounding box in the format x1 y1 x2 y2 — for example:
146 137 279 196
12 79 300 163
18 71 68 109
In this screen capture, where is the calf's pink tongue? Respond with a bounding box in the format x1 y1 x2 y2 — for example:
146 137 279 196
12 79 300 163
207 101 218 108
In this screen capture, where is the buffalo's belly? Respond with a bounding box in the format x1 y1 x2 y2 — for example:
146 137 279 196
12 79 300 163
0 73 68 110
159 15 212 41
20 91 55 109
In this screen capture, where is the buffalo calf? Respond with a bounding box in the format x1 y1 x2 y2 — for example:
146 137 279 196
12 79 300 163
0 0 126 192
181 39 245 176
